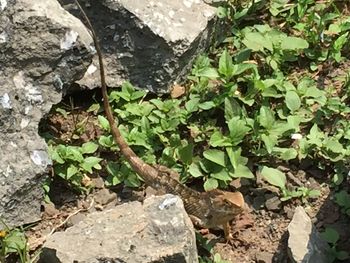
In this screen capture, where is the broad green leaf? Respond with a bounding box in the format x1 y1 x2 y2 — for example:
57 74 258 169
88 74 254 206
260 166 286 189
185 97 200 112
324 139 344 154
231 164 254 179
307 124 324 147
203 149 226 167
243 32 273 51
234 48 251 63
98 135 115 148
66 146 84 162
226 147 247 169
196 67 219 79
178 144 193 165
227 117 251 145
259 106 275 129
204 178 219 191
261 134 277 154
218 49 234 79
224 97 241 121
273 147 298 160
80 156 102 173
198 101 216 110
81 142 99 154
285 91 301 112
334 190 350 209
48 146 65 164
321 228 339 245
211 168 231 181
281 37 309 50
98 115 110 131
125 172 141 188
188 163 203 178
209 131 232 147
106 162 120 177
66 164 78 179
233 63 257 76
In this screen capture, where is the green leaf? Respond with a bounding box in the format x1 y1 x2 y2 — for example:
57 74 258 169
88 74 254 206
324 139 344 154
87 103 100 113
178 144 193 165
260 166 286 189
185 97 200 112
98 115 110 131
218 49 234 79
209 131 232 147
98 135 115 148
321 228 339 245
259 106 275 129
81 142 99 154
203 149 226 167
275 147 298 161
281 37 309 50
234 48 251 63
48 146 65 164
66 146 84 162
261 134 277 154
211 168 231 181
80 156 102 173
226 147 247 169
285 91 301 112
196 67 219 79
66 164 78 179
227 117 251 145
334 190 350 209
231 164 254 179
224 97 241 121
198 101 216 110
243 32 273 51
204 178 218 191
188 163 203 178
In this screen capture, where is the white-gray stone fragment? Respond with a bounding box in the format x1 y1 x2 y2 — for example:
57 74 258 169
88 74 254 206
288 206 330 263
40 195 198 263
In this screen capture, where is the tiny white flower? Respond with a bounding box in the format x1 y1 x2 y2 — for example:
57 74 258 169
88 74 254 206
291 133 303 140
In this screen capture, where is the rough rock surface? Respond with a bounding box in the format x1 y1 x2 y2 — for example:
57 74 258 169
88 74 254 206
60 0 217 93
0 0 93 226
288 206 330 263
40 195 198 263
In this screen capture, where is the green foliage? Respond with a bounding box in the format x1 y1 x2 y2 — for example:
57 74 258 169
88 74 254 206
48 142 102 192
260 166 320 201
334 190 350 216
0 218 37 263
46 0 350 206
321 227 349 262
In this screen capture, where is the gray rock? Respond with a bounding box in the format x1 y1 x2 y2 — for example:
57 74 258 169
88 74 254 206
288 206 330 263
94 188 117 205
264 195 282 212
60 0 217 93
0 0 93 226
40 194 198 263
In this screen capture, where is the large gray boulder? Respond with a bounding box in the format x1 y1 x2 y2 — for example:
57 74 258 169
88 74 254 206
40 195 198 263
0 0 93 226
60 0 217 93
